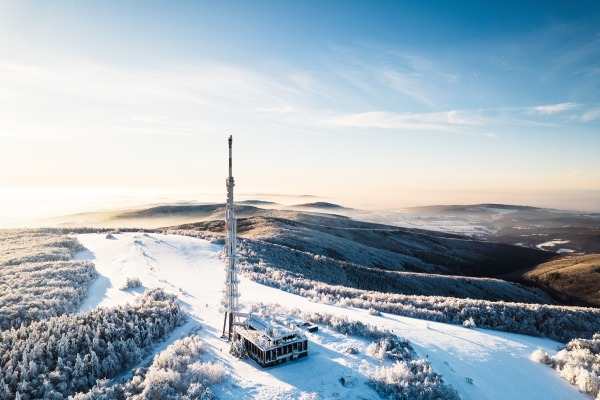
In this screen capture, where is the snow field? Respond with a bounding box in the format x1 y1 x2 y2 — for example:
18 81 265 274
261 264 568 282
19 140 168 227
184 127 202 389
536 239 576 253
76 233 589 400
354 212 494 238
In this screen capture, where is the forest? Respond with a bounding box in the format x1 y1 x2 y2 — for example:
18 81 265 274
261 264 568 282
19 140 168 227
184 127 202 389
0 288 185 399
0 229 97 330
70 333 226 400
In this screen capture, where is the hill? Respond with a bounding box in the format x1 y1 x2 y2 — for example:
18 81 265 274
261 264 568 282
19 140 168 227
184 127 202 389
46 201 599 306
511 254 600 307
290 201 347 209
238 200 278 205
175 212 553 276
47 204 269 228
117 204 265 220
171 212 555 304
390 204 600 254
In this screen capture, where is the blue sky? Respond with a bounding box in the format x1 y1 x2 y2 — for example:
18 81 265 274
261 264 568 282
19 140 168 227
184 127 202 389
0 1 599 210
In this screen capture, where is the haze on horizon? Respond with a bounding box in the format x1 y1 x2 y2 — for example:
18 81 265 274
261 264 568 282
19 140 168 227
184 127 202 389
1 0 599 216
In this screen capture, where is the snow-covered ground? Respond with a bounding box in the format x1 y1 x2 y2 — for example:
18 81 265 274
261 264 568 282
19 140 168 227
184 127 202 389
536 239 575 254
536 239 570 249
352 212 494 238
75 233 589 400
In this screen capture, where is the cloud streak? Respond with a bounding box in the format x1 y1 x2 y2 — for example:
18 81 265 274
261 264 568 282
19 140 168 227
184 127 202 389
581 108 600 122
318 110 489 133
528 103 577 115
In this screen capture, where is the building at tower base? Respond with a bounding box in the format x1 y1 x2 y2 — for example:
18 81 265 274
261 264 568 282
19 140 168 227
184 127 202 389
235 312 308 368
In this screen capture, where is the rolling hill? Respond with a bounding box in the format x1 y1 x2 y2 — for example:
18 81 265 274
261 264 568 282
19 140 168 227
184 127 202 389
170 211 555 304
48 201 600 307
509 254 600 307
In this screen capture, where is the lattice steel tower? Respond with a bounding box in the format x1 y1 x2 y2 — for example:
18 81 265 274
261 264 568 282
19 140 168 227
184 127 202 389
222 135 240 340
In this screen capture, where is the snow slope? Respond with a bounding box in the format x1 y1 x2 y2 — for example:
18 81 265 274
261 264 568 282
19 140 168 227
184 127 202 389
75 233 589 400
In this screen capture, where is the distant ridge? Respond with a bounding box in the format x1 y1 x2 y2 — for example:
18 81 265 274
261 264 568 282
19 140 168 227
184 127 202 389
238 200 278 205
407 203 541 213
475 203 540 210
292 202 346 209
117 204 263 218
120 204 222 216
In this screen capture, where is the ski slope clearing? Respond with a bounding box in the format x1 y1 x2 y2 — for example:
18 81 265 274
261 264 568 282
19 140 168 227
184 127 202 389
76 233 589 400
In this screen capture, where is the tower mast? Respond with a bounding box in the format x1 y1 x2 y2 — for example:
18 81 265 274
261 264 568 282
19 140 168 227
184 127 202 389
222 135 240 340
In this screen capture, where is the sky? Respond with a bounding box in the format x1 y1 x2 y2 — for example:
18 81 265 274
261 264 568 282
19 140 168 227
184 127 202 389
0 0 599 212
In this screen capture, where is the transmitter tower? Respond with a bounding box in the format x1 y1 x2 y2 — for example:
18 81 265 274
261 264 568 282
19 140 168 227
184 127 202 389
222 135 241 340
218 135 309 366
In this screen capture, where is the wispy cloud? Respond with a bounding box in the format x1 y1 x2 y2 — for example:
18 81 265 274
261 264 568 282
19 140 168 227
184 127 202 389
0 46 317 139
318 110 489 133
314 102 600 135
378 68 433 106
524 102 600 124
326 44 461 109
581 108 600 122
528 103 577 115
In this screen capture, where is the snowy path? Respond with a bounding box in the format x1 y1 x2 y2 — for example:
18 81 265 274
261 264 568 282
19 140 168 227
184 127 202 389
75 233 588 400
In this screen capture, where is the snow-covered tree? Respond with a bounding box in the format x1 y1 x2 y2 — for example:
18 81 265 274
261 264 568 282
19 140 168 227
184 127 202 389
71 334 225 400
0 288 185 399
0 229 98 330
533 334 600 398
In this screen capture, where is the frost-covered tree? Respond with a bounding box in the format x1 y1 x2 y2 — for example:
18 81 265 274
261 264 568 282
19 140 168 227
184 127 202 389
0 229 98 330
70 334 225 400
370 359 461 400
0 288 185 399
121 277 143 290
366 335 413 361
533 333 600 398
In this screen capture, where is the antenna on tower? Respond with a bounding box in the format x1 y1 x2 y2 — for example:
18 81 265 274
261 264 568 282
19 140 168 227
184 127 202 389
222 135 240 340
